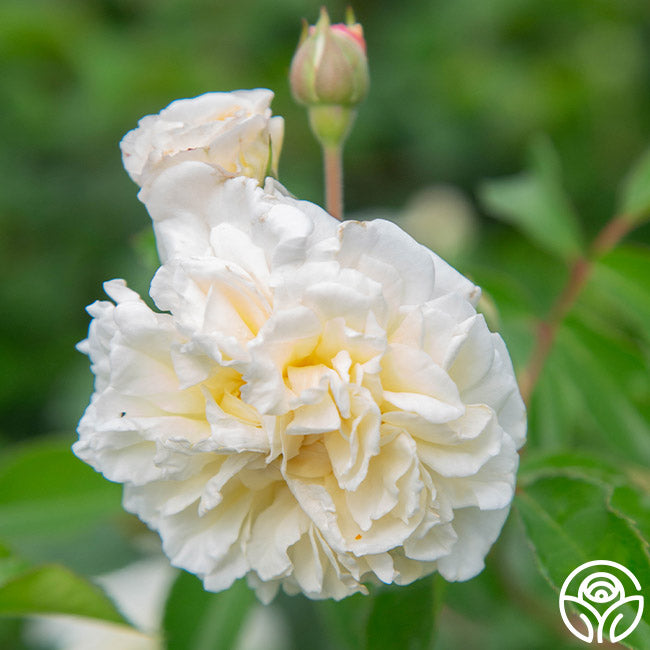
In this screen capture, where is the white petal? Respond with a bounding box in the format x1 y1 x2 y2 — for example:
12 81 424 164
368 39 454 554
381 345 464 423
429 252 481 305
247 487 308 580
403 515 458 562
364 552 396 584
447 314 496 390
415 407 503 477
437 506 511 581
337 219 436 313
435 436 518 510
324 389 381 491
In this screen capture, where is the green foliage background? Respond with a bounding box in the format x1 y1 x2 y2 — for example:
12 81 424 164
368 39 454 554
0 0 649 648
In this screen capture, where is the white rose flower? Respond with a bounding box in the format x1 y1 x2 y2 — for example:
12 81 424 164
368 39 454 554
75 162 526 602
120 90 284 191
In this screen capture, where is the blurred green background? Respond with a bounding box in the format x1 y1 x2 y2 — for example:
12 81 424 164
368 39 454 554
1 0 650 648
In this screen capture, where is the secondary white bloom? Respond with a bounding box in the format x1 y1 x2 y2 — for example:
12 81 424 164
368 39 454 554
26 559 174 650
75 162 526 601
120 90 284 191
400 185 478 259
25 558 288 650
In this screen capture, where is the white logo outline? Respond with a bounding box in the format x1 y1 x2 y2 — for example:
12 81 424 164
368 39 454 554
559 560 644 644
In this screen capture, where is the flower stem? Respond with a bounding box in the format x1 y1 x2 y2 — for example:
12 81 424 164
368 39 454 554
519 215 635 405
323 144 344 220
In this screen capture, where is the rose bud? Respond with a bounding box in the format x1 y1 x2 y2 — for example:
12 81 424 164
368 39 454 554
290 7 369 148
290 7 369 108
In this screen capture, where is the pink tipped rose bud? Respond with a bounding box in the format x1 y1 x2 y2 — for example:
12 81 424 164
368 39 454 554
290 7 369 108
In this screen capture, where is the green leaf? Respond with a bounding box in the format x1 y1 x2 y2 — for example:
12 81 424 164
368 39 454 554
519 450 628 488
517 476 650 649
479 136 583 260
527 361 580 451
0 436 122 542
163 571 254 650
610 484 650 545
364 576 435 650
0 544 29 585
0 563 128 625
554 323 650 465
619 146 650 221
591 245 650 339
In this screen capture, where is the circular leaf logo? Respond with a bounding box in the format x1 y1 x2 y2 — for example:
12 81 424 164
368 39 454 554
559 560 644 644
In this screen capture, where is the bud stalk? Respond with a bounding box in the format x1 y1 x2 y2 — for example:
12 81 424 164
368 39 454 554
308 105 356 149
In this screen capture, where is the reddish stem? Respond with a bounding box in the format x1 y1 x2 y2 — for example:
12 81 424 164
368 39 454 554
324 145 343 220
519 215 634 405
